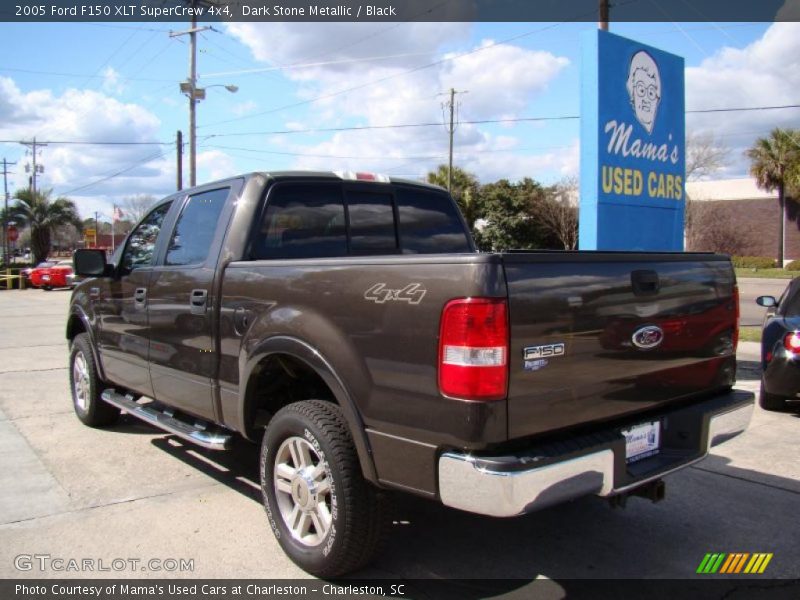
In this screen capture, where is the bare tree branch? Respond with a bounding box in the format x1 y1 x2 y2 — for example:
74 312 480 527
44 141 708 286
121 194 158 223
686 132 730 181
536 177 578 250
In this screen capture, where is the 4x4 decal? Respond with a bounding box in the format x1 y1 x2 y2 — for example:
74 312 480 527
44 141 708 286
364 283 427 305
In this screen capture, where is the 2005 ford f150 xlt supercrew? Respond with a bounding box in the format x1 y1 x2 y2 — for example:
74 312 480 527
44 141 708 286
68 171 754 576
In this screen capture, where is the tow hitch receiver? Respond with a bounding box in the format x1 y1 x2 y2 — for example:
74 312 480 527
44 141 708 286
609 479 666 508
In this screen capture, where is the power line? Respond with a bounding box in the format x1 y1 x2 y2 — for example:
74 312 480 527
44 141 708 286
203 143 445 161
0 103 796 151
0 139 170 146
0 66 173 83
197 20 580 130
200 103 800 140
59 150 171 196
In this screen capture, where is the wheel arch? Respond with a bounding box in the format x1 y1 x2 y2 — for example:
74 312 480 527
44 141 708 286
66 307 106 381
239 336 378 484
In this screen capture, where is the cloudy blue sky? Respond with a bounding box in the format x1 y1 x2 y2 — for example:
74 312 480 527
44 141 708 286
0 20 797 220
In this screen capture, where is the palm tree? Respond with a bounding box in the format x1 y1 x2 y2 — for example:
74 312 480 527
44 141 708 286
747 128 800 265
7 188 82 264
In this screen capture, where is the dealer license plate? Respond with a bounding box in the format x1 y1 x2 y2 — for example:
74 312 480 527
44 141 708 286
622 421 660 463
42 275 50 281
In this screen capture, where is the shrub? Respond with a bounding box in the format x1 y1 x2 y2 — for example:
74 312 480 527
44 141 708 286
731 256 777 269
786 260 800 271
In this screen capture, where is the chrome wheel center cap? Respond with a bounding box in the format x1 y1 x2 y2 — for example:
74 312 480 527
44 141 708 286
291 471 316 510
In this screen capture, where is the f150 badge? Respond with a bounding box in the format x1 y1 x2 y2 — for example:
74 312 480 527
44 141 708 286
523 343 565 372
523 343 566 360
364 283 426 305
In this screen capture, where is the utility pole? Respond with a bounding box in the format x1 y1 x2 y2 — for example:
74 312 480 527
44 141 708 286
171 3 237 188
176 130 183 191
21 138 46 198
599 0 610 30
2 159 15 264
441 88 467 192
94 211 100 249
171 2 210 188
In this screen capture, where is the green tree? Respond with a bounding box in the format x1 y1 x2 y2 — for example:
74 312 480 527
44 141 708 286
7 188 82 264
473 178 551 251
426 164 481 228
747 128 800 265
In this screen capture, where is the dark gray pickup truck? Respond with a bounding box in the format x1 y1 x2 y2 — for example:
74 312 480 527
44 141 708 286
68 171 754 576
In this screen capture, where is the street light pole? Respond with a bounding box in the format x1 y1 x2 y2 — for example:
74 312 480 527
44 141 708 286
188 9 198 187
171 6 236 189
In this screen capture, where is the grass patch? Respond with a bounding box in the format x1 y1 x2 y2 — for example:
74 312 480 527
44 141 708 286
739 326 762 343
735 268 795 279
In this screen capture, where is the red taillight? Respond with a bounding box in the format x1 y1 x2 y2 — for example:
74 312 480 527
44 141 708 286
438 298 508 401
784 332 800 355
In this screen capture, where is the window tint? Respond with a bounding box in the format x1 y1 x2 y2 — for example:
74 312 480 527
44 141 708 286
166 188 229 266
780 282 800 316
346 191 397 255
252 184 347 259
396 187 471 254
121 202 171 272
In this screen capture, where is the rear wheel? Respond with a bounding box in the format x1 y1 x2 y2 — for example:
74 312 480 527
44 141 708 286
70 333 120 427
260 400 388 577
759 379 787 411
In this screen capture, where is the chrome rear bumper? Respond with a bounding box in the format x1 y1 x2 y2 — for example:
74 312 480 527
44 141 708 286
438 390 754 517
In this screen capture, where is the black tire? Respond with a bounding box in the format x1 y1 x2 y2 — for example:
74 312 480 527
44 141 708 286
69 333 120 427
759 379 787 412
260 400 388 577
43 286 52 291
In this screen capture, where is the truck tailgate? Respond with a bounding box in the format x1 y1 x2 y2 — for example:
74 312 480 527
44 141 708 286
502 253 737 439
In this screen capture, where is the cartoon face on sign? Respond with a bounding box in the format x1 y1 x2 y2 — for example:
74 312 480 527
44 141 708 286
626 50 661 134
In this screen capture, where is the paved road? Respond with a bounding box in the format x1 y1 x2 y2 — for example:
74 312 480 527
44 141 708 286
738 277 790 327
0 290 798 585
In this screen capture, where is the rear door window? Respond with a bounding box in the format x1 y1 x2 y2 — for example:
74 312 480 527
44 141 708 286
345 190 397 255
252 183 347 259
395 187 472 254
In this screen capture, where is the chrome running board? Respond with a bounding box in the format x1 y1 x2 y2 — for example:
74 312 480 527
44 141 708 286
101 389 232 450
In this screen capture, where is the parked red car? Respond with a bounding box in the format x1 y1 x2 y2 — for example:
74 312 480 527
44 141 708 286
29 260 75 290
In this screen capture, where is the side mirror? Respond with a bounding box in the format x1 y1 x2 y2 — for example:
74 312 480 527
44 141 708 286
756 295 777 307
73 249 110 277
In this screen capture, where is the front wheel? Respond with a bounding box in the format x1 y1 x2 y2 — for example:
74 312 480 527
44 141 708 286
260 400 388 577
70 333 120 427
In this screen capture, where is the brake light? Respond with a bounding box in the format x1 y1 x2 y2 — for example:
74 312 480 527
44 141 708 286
333 170 390 183
438 298 508 401
784 332 800 355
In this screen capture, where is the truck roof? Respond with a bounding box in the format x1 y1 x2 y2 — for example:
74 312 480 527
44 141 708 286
190 170 446 193
259 170 446 192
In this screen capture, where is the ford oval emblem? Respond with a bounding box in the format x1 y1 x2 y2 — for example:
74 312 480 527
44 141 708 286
632 325 664 350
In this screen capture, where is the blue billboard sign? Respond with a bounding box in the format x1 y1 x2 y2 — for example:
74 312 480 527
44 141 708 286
579 30 685 251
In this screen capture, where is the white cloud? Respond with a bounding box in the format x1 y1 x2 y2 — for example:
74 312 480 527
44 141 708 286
225 23 570 183
440 40 569 119
197 149 236 182
231 100 258 116
0 76 174 219
101 66 125 95
686 22 800 175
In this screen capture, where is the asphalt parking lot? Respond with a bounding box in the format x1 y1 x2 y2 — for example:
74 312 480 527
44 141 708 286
0 288 798 585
